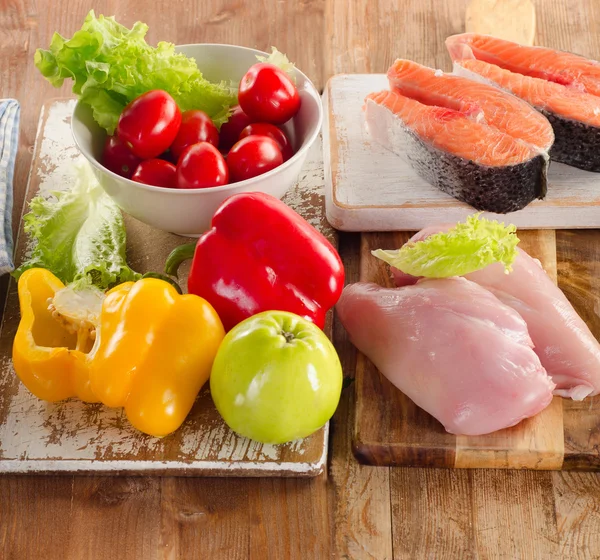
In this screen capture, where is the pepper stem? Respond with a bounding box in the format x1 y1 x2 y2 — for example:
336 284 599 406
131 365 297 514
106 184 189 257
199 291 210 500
164 242 197 277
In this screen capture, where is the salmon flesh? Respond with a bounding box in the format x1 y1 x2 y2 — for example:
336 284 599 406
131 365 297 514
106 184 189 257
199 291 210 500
364 60 553 213
447 33 600 171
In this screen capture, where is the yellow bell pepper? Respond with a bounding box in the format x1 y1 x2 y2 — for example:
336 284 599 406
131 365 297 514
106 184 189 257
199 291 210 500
13 268 98 402
12 268 225 437
89 278 225 437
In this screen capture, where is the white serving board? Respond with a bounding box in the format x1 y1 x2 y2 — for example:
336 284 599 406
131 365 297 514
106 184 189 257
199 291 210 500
0 99 331 477
323 74 600 231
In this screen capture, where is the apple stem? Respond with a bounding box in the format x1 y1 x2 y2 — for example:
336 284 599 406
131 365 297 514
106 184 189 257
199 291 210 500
282 331 295 343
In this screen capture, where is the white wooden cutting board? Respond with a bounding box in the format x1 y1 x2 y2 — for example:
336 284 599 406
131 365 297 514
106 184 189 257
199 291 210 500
323 74 600 232
0 99 332 477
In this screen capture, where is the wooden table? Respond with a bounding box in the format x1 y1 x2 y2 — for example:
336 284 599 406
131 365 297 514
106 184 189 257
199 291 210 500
2 1 600 558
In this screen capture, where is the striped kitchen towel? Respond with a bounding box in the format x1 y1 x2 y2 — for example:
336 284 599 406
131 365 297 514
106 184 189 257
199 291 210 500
0 99 19 275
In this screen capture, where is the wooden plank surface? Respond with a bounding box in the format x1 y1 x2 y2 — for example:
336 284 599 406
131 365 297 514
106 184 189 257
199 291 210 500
349 0 600 472
0 98 330 477
1 2 333 559
466 0 536 44
330 232 394 559
1 0 600 559
327 0 600 559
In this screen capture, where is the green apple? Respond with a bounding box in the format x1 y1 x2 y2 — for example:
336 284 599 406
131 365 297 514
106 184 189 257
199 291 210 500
210 310 343 444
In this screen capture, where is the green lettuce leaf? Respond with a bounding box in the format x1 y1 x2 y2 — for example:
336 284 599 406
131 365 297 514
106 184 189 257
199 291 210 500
256 47 297 83
35 10 237 134
12 162 140 289
372 214 520 278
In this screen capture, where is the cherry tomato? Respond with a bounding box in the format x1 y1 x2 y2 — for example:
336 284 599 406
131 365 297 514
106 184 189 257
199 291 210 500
176 142 229 189
227 135 283 183
218 105 254 152
131 159 177 188
102 135 142 179
239 123 294 161
170 110 219 161
238 63 300 125
117 90 181 159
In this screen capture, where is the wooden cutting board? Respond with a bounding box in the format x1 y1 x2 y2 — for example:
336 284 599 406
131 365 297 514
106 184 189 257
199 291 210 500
353 229 600 470
323 73 600 232
0 99 334 477
346 0 600 470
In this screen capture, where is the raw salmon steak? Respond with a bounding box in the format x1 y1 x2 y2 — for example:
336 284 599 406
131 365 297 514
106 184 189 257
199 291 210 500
336 279 555 436
365 60 553 213
447 33 600 171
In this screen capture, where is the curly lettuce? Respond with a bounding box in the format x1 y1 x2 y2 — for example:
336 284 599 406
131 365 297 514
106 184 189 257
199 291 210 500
372 214 520 278
256 47 297 83
12 163 140 289
35 10 237 134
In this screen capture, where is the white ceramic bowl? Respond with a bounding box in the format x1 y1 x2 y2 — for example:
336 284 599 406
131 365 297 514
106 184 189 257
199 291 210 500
72 44 323 236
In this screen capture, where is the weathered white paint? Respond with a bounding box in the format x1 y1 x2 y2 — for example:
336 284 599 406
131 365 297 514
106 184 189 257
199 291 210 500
324 74 600 232
0 100 329 476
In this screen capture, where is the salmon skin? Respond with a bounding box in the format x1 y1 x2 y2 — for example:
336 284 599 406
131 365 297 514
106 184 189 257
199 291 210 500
364 60 552 213
447 33 600 171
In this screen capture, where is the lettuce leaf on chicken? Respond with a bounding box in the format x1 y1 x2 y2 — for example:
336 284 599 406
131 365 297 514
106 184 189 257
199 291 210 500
372 214 520 278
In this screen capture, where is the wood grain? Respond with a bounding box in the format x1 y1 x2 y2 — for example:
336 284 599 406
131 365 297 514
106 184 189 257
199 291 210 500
159 475 331 560
469 469 560 559
390 469 476 559
455 231 565 470
2 0 600 559
65 477 162 560
353 232 458 468
0 99 329 477
557 230 600 471
330 232 394 560
466 0 536 45
0 475 75 559
0 1 331 559
553 472 600 557
335 1 600 557
353 230 578 470
348 1 600 473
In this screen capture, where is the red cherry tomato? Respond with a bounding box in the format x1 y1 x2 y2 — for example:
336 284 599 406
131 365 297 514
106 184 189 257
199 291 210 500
117 90 181 159
239 123 293 161
176 142 229 189
218 105 254 152
131 159 177 188
170 110 219 161
238 63 300 125
102 135 142 179
227 135 283 183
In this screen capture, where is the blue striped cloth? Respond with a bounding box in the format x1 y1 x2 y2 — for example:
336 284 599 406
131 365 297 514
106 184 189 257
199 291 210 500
0 99 19 275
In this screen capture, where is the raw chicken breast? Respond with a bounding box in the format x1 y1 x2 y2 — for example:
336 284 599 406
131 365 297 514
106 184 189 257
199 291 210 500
392 226 600 400
336 279 555 436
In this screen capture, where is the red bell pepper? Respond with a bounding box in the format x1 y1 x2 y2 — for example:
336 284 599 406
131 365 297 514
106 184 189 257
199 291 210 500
166 192 344 331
